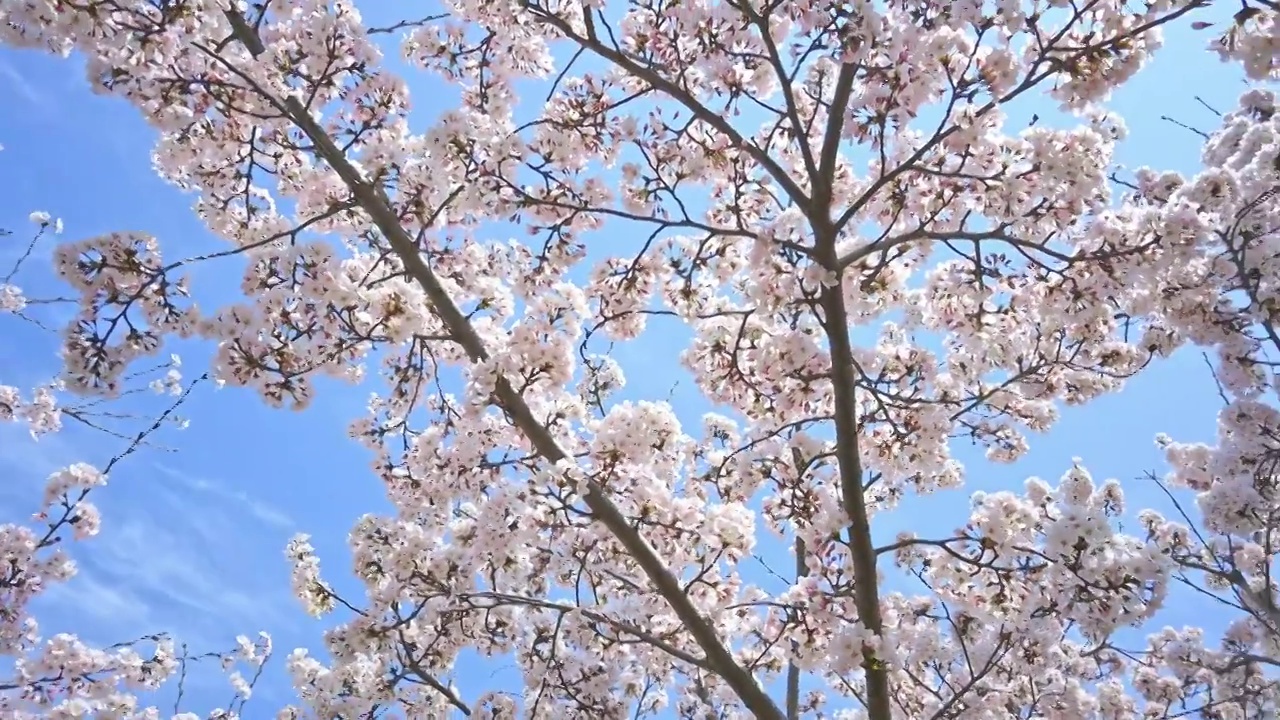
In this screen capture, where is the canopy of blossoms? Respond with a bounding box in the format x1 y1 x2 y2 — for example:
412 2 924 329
0 0 1277 717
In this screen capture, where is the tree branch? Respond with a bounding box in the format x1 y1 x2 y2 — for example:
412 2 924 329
221 11 785 720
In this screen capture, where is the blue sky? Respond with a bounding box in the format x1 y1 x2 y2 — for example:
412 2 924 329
0 7 1260 717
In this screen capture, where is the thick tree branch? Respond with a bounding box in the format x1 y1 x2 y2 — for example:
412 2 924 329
809 54 890 720
817 273 894 720
786 447 812 720
811 69 891 704
222 10 785 720
729 0 820 186
815 63 856 207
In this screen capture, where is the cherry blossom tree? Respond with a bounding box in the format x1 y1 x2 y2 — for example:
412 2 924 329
0 0 1277 718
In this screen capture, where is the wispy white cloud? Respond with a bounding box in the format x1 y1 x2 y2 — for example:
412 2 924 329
41 568 147 629
0 56 53 114
87 509 296 632
1 428 302 655
31 483 304 661
152 461 295 530
0 423 76 508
